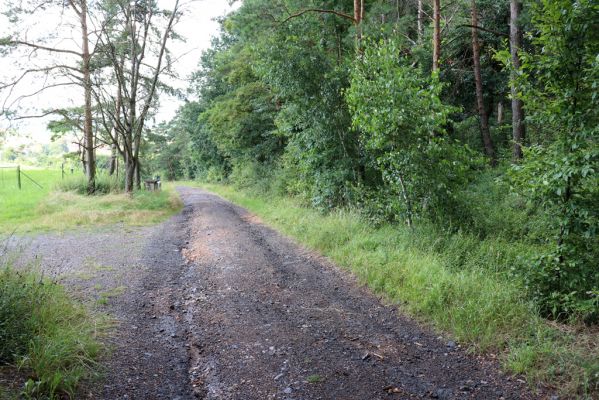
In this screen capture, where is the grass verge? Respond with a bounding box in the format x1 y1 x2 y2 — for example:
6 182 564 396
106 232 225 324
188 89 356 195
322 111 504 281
192 182 598 399
0 256 104 399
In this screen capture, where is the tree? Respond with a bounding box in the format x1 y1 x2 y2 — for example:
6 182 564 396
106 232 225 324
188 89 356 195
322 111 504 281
432 0 441 72
470 0 496 165
94 0 181 192
347 39 475 225
509 0 599 320
0 0 98 193
509 0 525 160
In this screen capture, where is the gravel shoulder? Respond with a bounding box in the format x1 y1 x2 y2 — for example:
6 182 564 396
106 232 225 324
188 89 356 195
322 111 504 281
11 186 539 399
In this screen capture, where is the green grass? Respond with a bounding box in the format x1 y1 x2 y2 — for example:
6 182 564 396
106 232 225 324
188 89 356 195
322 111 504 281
0 168 64 227
190 182 598 399
0 168 183 233
0 260 105 399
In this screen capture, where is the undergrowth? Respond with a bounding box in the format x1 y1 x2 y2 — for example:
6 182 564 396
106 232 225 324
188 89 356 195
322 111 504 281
54 174 123 194
195 182 599 399
0 256 104 398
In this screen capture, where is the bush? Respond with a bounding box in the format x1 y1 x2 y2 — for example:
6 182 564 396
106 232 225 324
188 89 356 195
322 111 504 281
347 38 479 225
228 159 273 195
0 256 102 398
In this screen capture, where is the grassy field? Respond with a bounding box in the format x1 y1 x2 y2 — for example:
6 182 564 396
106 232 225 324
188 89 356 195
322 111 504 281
191 182 598 399
0 168 182 233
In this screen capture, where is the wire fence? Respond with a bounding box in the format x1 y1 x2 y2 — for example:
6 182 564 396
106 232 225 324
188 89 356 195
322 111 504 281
0 164 71 191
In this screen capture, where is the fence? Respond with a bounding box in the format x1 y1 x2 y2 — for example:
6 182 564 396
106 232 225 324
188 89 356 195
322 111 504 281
0 165 56 190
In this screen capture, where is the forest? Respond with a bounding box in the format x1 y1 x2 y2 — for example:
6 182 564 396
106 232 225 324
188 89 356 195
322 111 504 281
0 0 598 398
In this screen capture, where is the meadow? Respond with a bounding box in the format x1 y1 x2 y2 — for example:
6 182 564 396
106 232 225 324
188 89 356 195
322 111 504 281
0 167 182 233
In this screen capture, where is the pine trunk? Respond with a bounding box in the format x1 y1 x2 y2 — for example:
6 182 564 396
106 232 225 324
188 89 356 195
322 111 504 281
417 0 424 43
432 0 441 72
125 154 135 193
471 0 496 165
109 139 117 175
510 0 525 160
80 0 95 193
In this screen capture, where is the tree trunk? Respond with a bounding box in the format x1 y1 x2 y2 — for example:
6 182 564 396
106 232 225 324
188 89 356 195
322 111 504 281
80 143 86 172
432 0 441 72
109 91 122 176
109 136 117 175
354 0 363 43
80 0 95 193
417 0 424 43
134 158 141 190
353 0 361 23
510 0 525 160
471 0 496 165
497 101 504 125
125 158 135 193
398 174 413 228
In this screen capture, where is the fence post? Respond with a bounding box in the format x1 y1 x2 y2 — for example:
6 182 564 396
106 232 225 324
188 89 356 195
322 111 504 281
17 165 21 190
61 163 65 179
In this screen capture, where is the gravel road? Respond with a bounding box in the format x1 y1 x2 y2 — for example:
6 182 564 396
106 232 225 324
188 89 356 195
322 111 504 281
15 186 538 399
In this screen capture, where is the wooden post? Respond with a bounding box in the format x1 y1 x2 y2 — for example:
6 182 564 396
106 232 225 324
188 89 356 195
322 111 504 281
61 163 65 179
17 165 21 190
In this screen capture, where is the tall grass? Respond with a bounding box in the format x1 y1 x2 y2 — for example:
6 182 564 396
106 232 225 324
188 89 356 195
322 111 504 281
54 173 123 194
197 182 599 398
0 256 103 398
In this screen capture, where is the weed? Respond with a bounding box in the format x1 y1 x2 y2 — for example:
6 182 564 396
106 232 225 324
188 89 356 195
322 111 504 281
0 261 104 398
306 374 323 383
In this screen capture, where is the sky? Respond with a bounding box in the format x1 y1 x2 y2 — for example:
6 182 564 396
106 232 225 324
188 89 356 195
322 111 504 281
0 0 239 145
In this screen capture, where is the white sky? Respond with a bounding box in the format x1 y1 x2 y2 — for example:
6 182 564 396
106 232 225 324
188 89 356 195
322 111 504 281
0 0 239 145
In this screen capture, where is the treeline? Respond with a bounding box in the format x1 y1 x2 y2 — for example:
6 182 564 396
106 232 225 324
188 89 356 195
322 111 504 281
160 0 598 322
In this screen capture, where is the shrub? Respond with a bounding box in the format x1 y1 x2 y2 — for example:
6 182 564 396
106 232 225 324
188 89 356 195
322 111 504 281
501 0 599 322
347 38 480 225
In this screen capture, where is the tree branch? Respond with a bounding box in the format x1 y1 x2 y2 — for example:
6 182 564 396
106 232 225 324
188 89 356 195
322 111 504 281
5 40 83 56
281 8 356 24
457 24 508 38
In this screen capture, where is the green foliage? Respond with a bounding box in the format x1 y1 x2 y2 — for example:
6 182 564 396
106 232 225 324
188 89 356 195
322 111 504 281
146 106 197 181
506 0 599 322
347 39 479 223
0 261 102 398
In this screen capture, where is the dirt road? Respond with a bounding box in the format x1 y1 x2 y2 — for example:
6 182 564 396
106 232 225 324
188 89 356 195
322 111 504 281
22 187 535 399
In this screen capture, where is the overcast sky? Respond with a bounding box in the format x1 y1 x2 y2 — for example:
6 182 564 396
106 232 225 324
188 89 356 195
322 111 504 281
0 0 239 144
